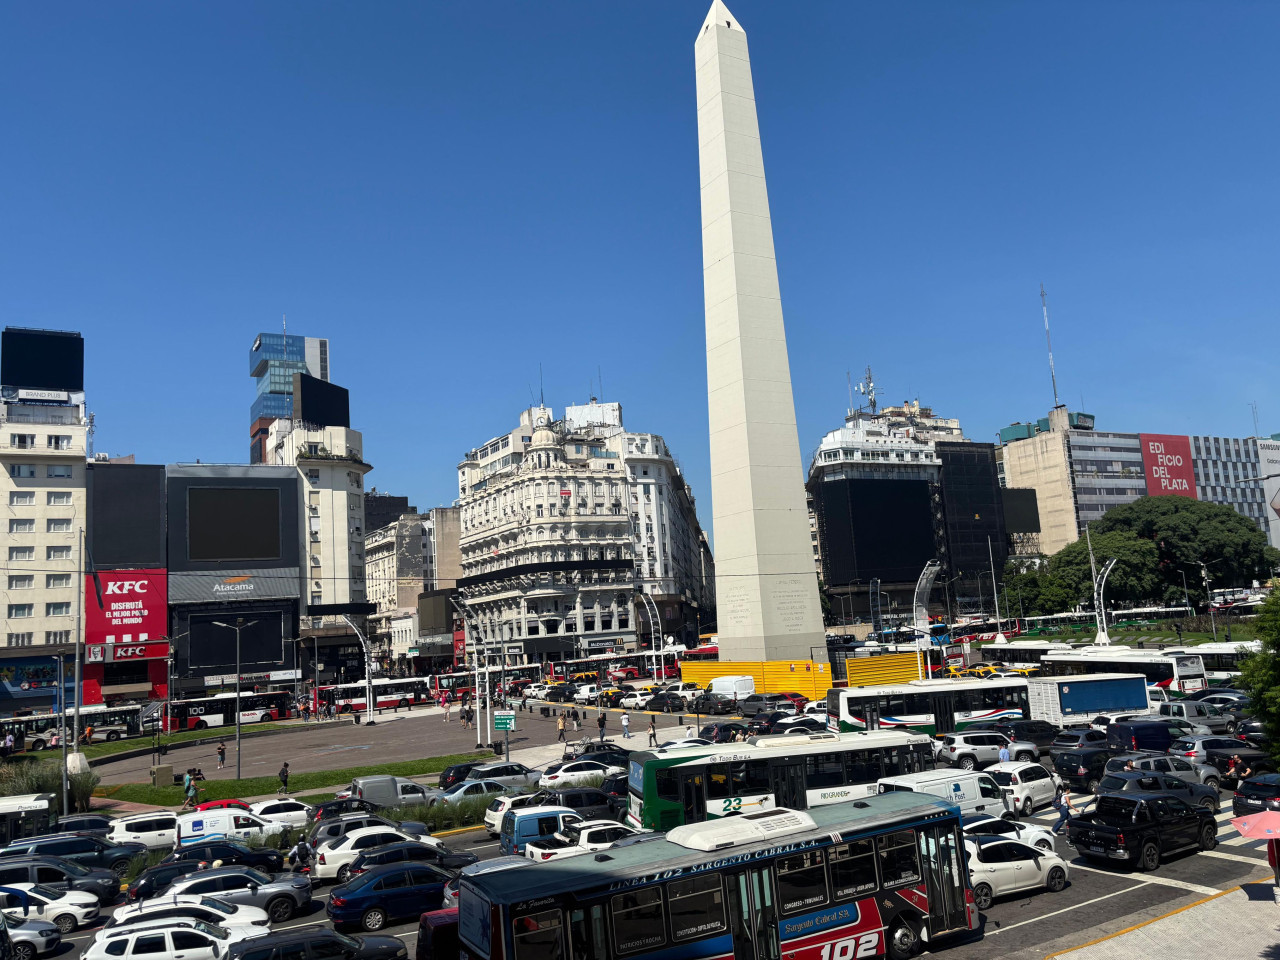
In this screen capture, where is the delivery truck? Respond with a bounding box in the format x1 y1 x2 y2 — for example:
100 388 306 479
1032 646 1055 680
1027 673 1150 727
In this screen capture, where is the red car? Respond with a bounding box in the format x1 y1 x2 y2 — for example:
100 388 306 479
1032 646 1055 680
194 798 250 812
777 692 808 710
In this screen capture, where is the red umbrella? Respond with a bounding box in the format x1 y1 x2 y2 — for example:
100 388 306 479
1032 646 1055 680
1231 811 1280 839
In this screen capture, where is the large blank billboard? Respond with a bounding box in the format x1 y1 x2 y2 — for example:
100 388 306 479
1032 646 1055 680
293 373 350 429
1 328 84 392
1002 488 1041 534
812 478 935 585
188 488 281 562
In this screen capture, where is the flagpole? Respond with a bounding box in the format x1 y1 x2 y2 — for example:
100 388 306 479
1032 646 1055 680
72 526 84 748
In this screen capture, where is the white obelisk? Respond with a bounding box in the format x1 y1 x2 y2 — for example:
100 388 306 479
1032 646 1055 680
696 1 826 662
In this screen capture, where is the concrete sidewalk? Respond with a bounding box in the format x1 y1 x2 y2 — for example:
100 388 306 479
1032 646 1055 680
1048 882 1280 959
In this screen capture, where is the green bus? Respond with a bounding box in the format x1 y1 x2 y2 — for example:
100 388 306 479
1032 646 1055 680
830 678 1030 736
624 730 934 831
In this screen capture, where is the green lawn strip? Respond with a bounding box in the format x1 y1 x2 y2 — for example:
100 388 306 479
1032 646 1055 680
80 724 294 761
97 753 490 807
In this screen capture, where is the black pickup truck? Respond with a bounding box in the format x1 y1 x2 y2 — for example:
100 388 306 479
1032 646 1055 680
1066 793 1217 871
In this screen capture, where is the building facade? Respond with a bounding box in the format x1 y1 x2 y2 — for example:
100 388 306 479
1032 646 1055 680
364 514 426 667
249 333 329 463
423 507 462 591
455 402 712 664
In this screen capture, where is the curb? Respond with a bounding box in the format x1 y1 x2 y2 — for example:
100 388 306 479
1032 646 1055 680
432 824 487 838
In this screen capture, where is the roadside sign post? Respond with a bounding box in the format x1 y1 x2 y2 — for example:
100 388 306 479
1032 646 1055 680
494 710 515 761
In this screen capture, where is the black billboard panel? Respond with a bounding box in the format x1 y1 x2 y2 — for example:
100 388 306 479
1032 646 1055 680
418 590 452 635
167 467 300 574
170 601 299 683
293 373 350 428
188 488 281 562
1002 487 1041 534
1 328 85 392
88 464 167 570
811 477 935 585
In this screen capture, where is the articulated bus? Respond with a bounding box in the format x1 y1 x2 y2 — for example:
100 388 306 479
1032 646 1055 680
430 665 543 702
626 730 934 831
1159 642 1259 684
829 678 1030 737
314 678 430 713
459 793 975 960
164 691 294 731
1040 650 1207 694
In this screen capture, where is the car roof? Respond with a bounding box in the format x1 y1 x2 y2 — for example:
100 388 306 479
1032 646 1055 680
985 761 1040 772
1101 770 1154 781
101 916 214 939
1244 773 1280 785
471 762 518 772
173 866 261 882
343 825 410 840
113 811 171 823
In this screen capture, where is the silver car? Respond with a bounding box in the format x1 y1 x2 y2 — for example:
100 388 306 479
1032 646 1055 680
5 914 61 960
939 732 1040 770
1167 734 1250 765
465 763 540 789
1104 751 1221 789
166 866 311 924
422 779 512 808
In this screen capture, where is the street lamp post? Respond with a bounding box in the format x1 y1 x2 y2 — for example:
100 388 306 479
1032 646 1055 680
211 619 258 780
53 654 68 816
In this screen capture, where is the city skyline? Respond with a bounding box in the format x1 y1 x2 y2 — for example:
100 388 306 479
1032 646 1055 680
3 2 1277 524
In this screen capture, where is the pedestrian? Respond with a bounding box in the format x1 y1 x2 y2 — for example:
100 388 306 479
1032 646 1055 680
685 724 694 740
647 717 658 747
302 702 311 723
557 714 567 742
997 742 1010 764
216 743 226 770
621 712 631 739
3 731 13 756
597 712 607 742
288 837 314 872
278 762 290 795
521 694 529 711
1051 785 1077 835
180 769 194 809
184 776 198 809
571 707 580 733
443 699 452 723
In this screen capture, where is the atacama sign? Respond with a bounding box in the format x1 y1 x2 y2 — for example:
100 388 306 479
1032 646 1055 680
84 568 168 649
1139 434 1197 499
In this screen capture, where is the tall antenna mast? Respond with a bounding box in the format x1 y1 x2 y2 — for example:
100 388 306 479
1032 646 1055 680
282 314 287 338
864 365 877 416
847 370 854 416
1040 284 1061 408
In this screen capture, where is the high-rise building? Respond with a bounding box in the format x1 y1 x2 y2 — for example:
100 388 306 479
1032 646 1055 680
455 402 713 664
248 333 329 463
364 490 417 533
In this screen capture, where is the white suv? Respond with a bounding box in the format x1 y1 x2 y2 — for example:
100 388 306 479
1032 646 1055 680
313 826 438 883
106 812 177 850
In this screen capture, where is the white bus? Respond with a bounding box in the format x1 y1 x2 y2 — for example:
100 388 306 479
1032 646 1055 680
1160 642 1260 683
975 639 1073 666
827 678 1030 737
1040 650 1206 695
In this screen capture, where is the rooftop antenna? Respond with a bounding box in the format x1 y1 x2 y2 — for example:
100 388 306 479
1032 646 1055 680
538 363 545 409
598 365 604 401
846 370 854 416
1251 401 1261 439
1040 284 1062 408
282 314 286 338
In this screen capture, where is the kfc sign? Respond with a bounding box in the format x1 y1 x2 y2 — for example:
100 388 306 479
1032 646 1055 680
84 569 169 651
1139 434 1198 499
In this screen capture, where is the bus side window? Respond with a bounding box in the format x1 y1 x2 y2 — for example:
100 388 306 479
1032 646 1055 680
667 874 726 942
655 770 679 803
706 763 731 800
878 831 922 889
568 905 606 960
512 909 566 960
610 888 666 955
829 839 878 900
846 749 880 784
776 851 829 916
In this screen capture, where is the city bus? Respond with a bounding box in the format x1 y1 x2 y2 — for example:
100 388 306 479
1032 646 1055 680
314 677 430 713
1039 650 1207 695
975 639 1073 666
429 665 543 702
9 704 147 750
829 678 1030 736
458 792 975 960
0 795 54 846
626 730 934 831
164 691 294 731
1160 642 1260 683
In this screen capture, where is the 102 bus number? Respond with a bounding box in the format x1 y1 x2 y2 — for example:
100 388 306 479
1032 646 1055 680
818 933 879 960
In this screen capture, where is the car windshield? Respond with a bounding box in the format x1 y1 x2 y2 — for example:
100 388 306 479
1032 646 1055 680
1170 739 1194 752
201 897 234 913
1238 780 1280 798
242 868 271 885
988 771 1014 786
28 884 61 900
191 920 229 940
59 860 89 877
1098 776 1127 790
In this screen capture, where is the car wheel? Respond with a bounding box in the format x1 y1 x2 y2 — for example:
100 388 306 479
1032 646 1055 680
109 859 131 879
12 942 34 960
1205 778 1220 792
886 919 921 960
1200 824 1217 850
958 756 976 771
1035 838 1053 851
52 913 76 934
336 864 352 883
362 907 387 931
1086 777 1100 794
1139 842 1160 871
1020 797 1034 817
971 882 994 911
1046 866 1067 892
1198 796 1219 814
266 896 295 923
1016 752 1035 763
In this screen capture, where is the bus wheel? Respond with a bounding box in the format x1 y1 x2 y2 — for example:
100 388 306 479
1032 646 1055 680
259 714 272 723
340 704 352 714
105 730 121 742
398 699 409 709
29 739 45 752
193 721 207 731
887 919 921 959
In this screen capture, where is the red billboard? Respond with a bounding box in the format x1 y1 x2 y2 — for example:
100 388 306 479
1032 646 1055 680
1139 434 1198 499
84 568 169 652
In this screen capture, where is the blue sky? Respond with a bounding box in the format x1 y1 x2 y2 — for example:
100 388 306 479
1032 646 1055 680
2 2 1277 527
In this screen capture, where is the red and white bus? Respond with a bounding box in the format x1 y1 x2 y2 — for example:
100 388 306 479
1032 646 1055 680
163 691 294 731
313 678 430 714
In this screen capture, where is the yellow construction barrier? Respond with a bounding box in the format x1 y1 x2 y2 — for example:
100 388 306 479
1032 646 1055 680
679 653 922 701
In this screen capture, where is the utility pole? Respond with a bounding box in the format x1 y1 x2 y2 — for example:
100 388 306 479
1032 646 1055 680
1199 562 1218 641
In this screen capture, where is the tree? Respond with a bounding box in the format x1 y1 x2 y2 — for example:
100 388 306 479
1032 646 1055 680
1042 530 1164 610
1238 592 1280 766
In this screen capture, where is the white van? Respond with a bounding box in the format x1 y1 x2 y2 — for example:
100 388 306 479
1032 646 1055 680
707 675 755 700
176 809 287 846
877 770 1011 819
107 811 178 850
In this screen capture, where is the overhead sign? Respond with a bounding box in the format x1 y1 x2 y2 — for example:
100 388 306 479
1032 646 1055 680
494 710 516 732
1138 434 1197 499
16 389 70 403
168 569 300 603
84 568 168 647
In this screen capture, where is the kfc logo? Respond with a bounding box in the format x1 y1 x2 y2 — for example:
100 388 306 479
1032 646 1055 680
105 581 149 595
114 646 148 659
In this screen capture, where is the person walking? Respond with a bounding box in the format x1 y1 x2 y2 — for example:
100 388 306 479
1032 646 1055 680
685 724 695 740
621 712 631 739
1051 785 1077 835
557 714 567 742
570 707 580 733
180 769 194 809
183 771 199 809
597 712 607 742
443 696 452 722
647 717 658 747
278 762 290 795
216 742 226 770
302 701 312 723
997 742 1011 764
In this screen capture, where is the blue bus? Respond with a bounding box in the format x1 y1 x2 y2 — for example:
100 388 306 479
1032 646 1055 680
458 793 975 960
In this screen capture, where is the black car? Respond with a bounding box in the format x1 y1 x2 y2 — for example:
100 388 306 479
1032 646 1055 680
747 711 793 735
226 925 405 960
126 859 204 902
565 741 632 764
348 840 478 878
1052 746 1117 793
162 839 284 872
543 685 579 704
53 814 113 837
1203 746 1273 788
543 787 615 821
0 833 146 877
992 719 1061 751
1232 773 1280 817
1183 687 1245 702
700 722 749 743
1235 717 1269 749
643 692 686 713
599 774 628 801
600 689 629 708
438 762 487 790
312 797 379 822
689 694 736 715
0 856 119 905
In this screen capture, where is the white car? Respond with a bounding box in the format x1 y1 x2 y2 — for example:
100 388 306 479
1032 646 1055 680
538 760 625 789
525 683 549 699
1090 712 1153 732
106 811 178 850
0 883 99 933
802 701 827 719
313 826 435 883
248 799 314 829
83 918 254 960
662 682 702 702
985 761 1060 816
619 691 649 710
964 837 1070 910
961 814 1056 852
100 895 270 936
572 685 601 704
525 820 644 862
485 792 549 838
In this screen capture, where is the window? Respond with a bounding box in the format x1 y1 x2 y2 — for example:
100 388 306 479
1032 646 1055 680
131 935 167 955
830 839 878 899
46 465 72 479
171 932 211 951
877 831 921 888
776 850 828 915
805 753 846 788
45 574 70 589
8 519 33 534
9 464 35 478
103 941 127 957
667 874 726 941
7 576 32 590
6 634 33 648
513 908 566 960
46 491 72 506
7 605 32 619
46 603 71 617
9 434 34 448
309 937 350 959
46 546 71 560
46 519 71 533
8 547 32 562
374 871 408 891
47 435 71 450
610 888 664 955
8 491 33 506
45 631 70 644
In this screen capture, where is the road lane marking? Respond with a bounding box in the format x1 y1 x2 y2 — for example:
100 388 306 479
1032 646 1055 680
984 886 1146 936
1067 862 1220 895
1199 849 1268 864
